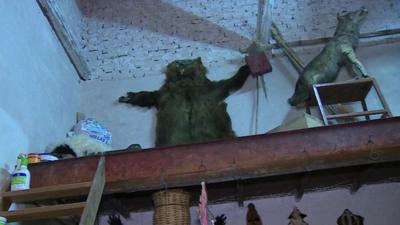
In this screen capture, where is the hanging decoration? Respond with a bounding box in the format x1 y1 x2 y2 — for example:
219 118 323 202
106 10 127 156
246 203 263 225
199 181 209 225
288 207 309 225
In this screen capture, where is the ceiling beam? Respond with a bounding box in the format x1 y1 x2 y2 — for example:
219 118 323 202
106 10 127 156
37 0 90 80
256 0 273 45
270 28 400 52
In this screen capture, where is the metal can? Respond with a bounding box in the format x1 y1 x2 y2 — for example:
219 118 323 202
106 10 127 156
39 153 58 162
28 153 41 164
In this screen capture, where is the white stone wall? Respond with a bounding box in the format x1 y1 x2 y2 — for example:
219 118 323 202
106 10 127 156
0 0 80 171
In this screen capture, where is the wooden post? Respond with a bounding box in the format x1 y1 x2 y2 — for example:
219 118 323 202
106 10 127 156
295 173 309 201
371 78 393 118
0 168 11 211
236 180 244 207
79 157 105 225
349 165 375 194
361 100 370 120
256 0 272 44
37 0 90 80
313 85 328 125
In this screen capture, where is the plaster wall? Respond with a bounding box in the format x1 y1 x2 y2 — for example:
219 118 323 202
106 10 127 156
98 182 400 225
0 0 80 171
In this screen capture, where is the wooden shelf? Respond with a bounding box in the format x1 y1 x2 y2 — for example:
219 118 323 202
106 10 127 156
308 78 374 106
27 117 400 196
1 182 92 203
0 157 105 225
308 78 392 125
0 202 85 222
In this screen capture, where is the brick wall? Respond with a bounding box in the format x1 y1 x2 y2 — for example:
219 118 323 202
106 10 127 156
76 0 399 80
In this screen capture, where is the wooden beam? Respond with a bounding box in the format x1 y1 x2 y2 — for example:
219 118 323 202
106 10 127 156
29 117 400 194
270 28 400 51
79 157 106 225
37 0 90 80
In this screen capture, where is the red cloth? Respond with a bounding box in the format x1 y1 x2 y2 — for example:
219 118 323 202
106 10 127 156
245 52 272 76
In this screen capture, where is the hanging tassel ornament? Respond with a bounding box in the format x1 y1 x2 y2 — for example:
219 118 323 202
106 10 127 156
199 181 209 225
245 41 272 76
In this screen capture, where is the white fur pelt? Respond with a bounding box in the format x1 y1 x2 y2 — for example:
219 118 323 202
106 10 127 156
47 134 111 158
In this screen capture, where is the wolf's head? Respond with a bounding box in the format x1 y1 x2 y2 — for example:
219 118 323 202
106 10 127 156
335 7 368 36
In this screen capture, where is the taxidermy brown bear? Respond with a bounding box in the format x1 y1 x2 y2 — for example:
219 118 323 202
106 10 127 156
119 57 251 147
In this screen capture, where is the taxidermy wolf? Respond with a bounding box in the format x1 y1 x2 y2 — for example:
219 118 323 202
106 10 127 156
272 7 369 106
119 58 251 147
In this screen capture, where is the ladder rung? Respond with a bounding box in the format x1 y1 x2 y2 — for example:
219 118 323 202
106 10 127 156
0 202 86 222
326 109 387 120
1 182 92 203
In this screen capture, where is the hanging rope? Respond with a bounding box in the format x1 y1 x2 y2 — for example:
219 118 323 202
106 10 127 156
252 0 271 135
255 76 260 134
256 0 266 42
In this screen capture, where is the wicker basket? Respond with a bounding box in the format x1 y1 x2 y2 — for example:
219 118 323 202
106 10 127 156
153 189 190 225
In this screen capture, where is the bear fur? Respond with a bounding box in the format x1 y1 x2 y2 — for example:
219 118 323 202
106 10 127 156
119 58 251 147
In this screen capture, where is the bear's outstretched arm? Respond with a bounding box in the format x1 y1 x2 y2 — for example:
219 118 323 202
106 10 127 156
118 91 159 108
213 65 251 99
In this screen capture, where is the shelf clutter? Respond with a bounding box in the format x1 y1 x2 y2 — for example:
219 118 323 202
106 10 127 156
0 157 105 225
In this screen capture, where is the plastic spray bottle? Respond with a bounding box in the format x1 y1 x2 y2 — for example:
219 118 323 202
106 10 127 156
11 154 31 191
0 216 6 225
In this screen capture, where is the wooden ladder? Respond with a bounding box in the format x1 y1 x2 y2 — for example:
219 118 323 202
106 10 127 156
306 78 393 125
0 157 105 225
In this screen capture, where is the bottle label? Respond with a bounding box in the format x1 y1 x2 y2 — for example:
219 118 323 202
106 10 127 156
11 173 27 185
